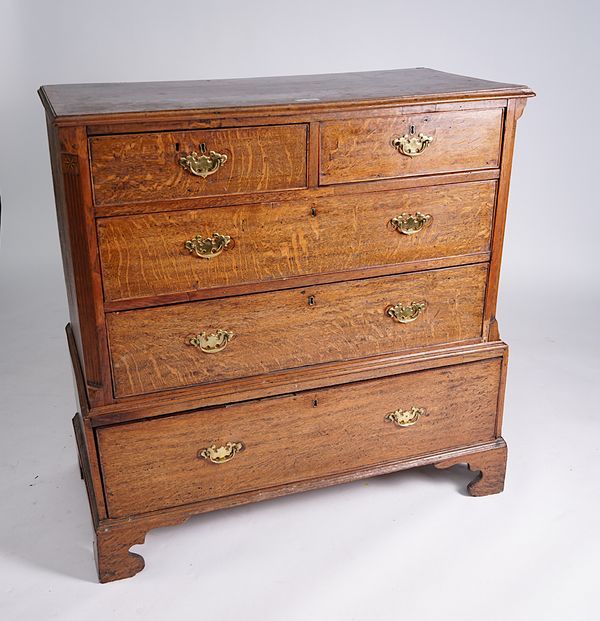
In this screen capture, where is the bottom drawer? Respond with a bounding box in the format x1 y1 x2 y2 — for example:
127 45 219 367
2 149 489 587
98 357 503 518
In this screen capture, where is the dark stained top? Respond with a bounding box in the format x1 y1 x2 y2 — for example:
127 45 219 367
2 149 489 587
39 68 533 120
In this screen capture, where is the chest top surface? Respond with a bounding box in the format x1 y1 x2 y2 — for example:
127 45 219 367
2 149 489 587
39 67 532 120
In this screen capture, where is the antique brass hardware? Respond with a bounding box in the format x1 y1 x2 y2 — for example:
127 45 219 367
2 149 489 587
179 143 228 178
391 212 433 235
391 128 433 157
198 442 244 464
189 329 233 353
184 232 232 259
385 406 426 427
387 301 426 323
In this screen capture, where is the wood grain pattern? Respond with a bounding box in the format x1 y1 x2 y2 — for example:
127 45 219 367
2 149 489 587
97 180 496 304
103 255 491 313
320 108 503 185
93 169 499 219
98 357 502 517
90 124 308 206
107 264 488 398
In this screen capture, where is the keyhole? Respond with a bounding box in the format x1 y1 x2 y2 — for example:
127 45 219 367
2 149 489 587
409 125 416 135
311 207 317 217
199 142 207 153
175 142 180 152
312 399 318 407
307 295 316 306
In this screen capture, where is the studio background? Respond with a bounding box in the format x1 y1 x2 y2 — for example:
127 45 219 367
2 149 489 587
1 1 598 619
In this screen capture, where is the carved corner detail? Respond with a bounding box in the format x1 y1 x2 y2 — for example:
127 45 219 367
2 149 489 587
61 152 80 175
434 440 507 497
95 523 148 583
94 514 192 582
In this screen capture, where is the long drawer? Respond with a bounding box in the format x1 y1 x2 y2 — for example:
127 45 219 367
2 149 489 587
98 180 496 304
320 108 503 185
89 124 308 206
107 264 488 398
98 357 502 517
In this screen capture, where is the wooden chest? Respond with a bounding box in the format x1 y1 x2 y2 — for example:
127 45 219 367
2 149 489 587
39 68 533 582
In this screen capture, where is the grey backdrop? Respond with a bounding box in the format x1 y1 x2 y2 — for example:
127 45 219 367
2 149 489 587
1 1 599 619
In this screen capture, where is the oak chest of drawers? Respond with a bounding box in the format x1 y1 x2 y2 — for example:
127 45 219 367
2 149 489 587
39 68 533 582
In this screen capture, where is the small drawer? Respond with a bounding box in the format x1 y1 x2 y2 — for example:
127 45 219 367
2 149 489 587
107 264 488 398
89 124 308 206
98 180 496 304
97 356 503 517
320 108 503 185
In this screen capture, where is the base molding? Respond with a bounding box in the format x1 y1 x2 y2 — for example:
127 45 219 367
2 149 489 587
79 433 507 582
87 339 508 426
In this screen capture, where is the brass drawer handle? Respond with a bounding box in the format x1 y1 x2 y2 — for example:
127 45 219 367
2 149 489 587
391 212 432 235
179 144 228 178
391 129 433 157
185 232 232 259
198 442 244 464
385 406 426 427
189 329 233 353
387 301 426 323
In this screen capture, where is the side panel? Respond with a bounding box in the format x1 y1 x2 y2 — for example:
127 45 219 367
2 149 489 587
46 118 112 406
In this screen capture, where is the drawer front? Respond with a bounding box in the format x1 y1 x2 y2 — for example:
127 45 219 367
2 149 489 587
90 124 308 206
107 264 487 398
320 109 503 185
98 180 495 304
98 357 502 517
